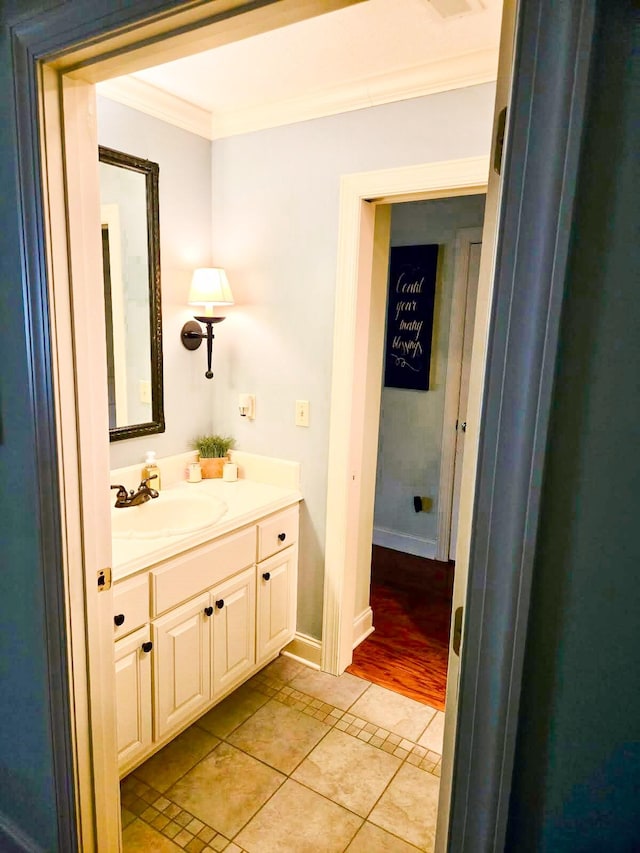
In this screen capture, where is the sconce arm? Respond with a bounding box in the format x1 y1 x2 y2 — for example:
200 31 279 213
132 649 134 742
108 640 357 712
180 316 226 379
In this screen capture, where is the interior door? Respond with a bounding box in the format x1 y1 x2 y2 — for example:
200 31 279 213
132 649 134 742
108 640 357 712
435 1 518 848
449 240 482 560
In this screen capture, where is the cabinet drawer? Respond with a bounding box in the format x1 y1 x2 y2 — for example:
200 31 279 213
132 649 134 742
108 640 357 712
258 506 299 562
113 574 149 639
151 526 257 616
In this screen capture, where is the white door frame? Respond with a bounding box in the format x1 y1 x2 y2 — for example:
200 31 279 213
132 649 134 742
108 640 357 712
30 3 364 849
436 226 484 562
321 158 489 678
39 69 122 850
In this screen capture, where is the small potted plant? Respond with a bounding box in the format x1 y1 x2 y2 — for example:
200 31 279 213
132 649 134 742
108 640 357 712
192 434 235 479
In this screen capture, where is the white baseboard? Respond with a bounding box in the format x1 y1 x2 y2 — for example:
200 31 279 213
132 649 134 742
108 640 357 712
373 527 437 559
0 811 44 853
353 606 374 649
282 632 322 670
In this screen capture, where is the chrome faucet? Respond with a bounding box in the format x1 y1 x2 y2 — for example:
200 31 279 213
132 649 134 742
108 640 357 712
110 475 159 508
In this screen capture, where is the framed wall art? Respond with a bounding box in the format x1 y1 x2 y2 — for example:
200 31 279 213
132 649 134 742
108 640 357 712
384 243 439 391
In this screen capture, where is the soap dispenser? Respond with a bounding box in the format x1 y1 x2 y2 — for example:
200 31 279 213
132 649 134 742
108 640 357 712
142 450 161 491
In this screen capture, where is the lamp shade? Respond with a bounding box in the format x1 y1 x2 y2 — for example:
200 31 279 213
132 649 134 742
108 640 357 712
188 268 234 309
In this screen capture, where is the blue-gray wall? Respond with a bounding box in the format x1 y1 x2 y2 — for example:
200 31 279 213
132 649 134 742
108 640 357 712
97 96 215 469
209 87 495 638
506 2 640 849
374 195 486 554
0 7 58 850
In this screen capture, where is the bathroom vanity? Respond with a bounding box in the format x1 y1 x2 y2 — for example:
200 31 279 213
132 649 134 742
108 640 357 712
110 471 301 777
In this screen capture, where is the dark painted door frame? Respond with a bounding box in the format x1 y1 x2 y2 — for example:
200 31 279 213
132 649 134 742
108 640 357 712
5 0 597 849
447 1 597 848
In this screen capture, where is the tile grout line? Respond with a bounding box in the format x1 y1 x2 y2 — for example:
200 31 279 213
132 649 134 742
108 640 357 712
121 776 241 851
259 680 443 775
122 670 441 851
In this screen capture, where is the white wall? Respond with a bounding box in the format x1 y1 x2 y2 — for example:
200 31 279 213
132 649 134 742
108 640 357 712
373 195 486 558
97 97 215 470
209 85 495 638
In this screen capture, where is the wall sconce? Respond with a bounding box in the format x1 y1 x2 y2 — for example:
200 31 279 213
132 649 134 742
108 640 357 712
180 268 234 379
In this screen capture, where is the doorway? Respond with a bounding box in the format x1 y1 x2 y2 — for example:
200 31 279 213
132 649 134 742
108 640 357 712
320 156 497 850
448 231 483 561
34 7 504 853
346 197 485 713
10 0 601 848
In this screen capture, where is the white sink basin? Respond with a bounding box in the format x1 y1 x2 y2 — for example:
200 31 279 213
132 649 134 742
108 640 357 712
111 490 227 539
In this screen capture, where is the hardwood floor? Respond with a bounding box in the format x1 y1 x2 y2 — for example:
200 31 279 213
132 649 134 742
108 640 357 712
346 546 454 711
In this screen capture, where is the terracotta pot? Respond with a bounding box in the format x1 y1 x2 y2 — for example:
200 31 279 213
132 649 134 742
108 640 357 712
199 456 227 479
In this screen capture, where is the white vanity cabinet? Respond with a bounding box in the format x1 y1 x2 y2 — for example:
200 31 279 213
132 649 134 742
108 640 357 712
114 625 152 770
113 573 148 640
153 593 211 739
257 506 299 664
211 566 256 696
112 501 299 776
257 546 298 663
113 574 153 771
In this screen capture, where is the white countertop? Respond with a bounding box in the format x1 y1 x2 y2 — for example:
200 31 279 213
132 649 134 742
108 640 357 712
111 478 302 582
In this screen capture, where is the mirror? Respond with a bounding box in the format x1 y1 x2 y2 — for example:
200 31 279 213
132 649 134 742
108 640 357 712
98 145 164 442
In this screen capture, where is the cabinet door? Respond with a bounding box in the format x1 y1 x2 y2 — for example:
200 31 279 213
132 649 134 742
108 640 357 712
257 544 298 664
114 625 152 773
212 566 256 697
153 593 211 739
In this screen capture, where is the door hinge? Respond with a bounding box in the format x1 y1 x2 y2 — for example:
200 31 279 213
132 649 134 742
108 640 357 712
493 106 507 175
97 567 112 591
453 606 464 656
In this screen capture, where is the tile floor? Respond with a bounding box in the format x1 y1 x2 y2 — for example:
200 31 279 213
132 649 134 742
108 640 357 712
121 656 445 853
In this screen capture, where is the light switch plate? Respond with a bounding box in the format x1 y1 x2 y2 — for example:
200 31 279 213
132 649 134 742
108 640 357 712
295 400 310 427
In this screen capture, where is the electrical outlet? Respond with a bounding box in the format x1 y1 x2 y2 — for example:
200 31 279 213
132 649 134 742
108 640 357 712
295 400 310 427
413 495 433 513
139 379 151 405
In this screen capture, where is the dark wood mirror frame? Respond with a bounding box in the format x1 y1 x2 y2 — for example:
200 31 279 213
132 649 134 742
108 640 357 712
99 145 165 442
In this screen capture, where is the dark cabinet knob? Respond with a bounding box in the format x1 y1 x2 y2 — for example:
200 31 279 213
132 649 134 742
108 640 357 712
278 532 286 542
141 641 153 653
262 572 271 581
216 599 224 610
114 613 125 627
204 606 213 616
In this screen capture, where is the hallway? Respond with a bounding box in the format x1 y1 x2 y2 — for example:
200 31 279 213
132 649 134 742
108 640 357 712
121 656 444 852
347 546 454 710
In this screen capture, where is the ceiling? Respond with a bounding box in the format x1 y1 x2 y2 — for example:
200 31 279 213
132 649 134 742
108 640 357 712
97 0 502 140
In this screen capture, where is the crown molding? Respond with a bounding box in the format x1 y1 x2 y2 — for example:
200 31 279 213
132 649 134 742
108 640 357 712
98 47 498 142
97 76 213 139
212 48 498 138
